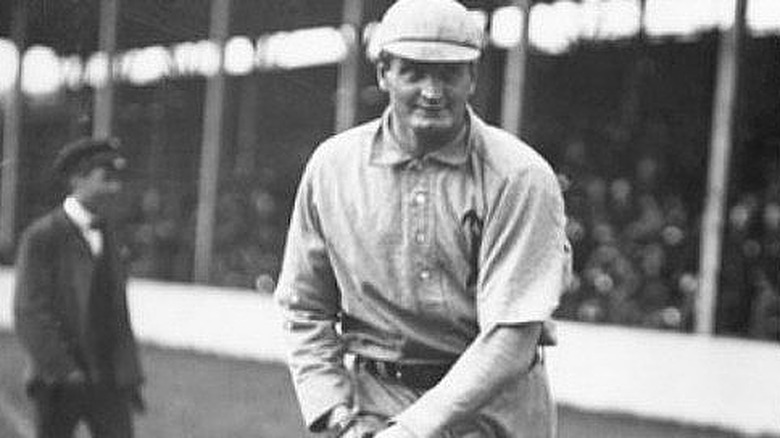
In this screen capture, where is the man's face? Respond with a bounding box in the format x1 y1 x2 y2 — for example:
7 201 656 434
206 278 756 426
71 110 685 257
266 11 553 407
71 165 123 214
378 56 476 146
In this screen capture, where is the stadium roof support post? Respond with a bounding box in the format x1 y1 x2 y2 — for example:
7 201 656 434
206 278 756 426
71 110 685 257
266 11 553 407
0 0 26 257
92 0 119 138
334 0 363 133
696 0 747 335
194 0 231 284
500 0 531 137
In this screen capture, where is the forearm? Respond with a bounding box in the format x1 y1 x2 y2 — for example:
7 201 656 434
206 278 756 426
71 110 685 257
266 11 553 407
393 322 542 437
276 182 351 430
280 306 353 431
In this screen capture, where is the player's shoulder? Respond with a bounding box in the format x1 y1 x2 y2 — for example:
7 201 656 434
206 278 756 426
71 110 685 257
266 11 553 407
307 118 381 170
472 117 555 179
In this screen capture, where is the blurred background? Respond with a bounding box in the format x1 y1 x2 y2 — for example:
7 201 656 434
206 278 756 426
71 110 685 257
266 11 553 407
1 0 776 340
0 0 778 436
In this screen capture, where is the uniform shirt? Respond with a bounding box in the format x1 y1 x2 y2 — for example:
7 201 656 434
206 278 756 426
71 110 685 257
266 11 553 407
63 196 103 256
275 108 569 428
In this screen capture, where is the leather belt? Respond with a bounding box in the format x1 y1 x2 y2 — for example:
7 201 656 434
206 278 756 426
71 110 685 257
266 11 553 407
356 355 454 390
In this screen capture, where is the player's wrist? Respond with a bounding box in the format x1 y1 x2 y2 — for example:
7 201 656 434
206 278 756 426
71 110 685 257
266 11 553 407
327 403 352 426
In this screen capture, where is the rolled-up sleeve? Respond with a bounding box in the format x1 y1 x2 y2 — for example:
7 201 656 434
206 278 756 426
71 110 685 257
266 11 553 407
477 165 569 329
274 159 352 431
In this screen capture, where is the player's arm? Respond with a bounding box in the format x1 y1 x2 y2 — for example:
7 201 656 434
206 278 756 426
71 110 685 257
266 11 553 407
384 323 541 437
275 160 352 432
386 166 569 437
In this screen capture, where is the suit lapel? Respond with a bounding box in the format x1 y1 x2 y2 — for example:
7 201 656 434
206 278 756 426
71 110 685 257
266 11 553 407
55 208 94 259
53 209 96 325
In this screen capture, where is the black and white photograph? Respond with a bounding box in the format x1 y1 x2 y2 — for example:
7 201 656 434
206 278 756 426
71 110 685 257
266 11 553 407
0 0 778 437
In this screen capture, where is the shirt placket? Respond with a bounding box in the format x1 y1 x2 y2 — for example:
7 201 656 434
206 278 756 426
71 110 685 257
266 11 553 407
406 159 441 309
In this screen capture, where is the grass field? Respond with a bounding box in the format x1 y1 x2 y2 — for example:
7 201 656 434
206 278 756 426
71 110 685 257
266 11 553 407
0 332 748 438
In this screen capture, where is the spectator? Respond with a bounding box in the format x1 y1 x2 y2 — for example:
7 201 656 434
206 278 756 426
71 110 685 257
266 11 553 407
13 137 145 438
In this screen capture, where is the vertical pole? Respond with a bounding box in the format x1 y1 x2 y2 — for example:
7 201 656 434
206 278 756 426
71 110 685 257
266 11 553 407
194 0 230 284
234 76 259 176
93 0 119 138
334 0 363 133
0 0 26 254
500 0 530 137
696 0 746 335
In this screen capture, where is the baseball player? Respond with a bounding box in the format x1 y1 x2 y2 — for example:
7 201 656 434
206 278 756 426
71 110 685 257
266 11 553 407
275 0 570 436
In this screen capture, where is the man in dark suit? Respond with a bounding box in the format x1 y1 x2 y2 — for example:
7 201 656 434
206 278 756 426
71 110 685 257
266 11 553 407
14 137 145 438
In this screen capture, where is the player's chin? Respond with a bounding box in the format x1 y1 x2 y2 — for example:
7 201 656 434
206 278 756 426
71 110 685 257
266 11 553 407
411 115 455 133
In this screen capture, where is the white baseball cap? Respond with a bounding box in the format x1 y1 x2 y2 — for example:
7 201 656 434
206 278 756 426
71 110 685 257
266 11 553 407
368 0 484 63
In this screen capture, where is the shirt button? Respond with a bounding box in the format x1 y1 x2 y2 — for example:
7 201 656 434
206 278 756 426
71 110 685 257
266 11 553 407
413 193 427 205
414 232 426 244
419 270 431 280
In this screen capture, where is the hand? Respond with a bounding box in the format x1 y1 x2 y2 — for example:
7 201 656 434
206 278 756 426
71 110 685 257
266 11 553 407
63 369 87 387
326 404 357 437
349 414 391 438
327 404 354 430
327 406 389 438
373 423 417 438
60 369 88 396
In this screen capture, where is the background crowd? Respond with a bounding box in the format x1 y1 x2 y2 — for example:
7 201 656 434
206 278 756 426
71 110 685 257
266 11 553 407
2 24 778 343
115 120 779 342
554 138 779 340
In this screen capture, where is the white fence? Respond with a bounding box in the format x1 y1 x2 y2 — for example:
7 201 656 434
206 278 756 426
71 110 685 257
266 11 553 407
1 267 778 436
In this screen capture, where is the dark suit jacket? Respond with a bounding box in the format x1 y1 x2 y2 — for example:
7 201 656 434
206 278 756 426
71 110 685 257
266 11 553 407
13 207 143 390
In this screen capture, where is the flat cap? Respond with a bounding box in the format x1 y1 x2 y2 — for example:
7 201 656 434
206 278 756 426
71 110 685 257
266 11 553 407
368 0 484 63
53 137 126 177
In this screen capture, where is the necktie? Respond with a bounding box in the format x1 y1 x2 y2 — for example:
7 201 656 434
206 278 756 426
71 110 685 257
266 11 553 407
86 217 105 256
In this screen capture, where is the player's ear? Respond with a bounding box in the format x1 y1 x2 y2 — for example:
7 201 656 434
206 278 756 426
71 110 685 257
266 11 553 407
376 61 389 92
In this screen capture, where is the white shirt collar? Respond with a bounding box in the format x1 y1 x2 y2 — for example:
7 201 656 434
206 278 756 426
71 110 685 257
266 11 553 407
63 196 96 231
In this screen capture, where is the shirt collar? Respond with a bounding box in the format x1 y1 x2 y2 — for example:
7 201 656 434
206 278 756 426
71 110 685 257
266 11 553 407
369 107 472 167
63 196 96 231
